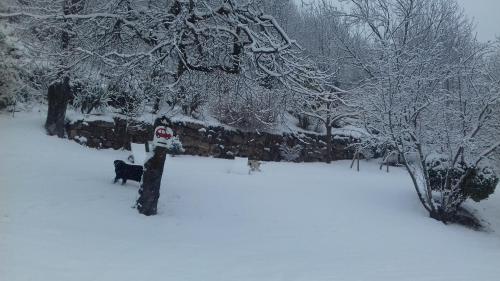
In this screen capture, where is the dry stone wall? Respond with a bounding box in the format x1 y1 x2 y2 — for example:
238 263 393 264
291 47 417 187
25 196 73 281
66 118 358 162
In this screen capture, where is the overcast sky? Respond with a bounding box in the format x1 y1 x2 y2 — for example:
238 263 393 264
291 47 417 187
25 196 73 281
455 0 499 41
303 0 499 42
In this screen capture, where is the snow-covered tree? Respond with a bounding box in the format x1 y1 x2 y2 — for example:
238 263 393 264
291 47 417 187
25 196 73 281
264 1 364 159
342 0 499 224
2 0 344 215
2 0 333 122
0 18 40 112
0 22 23 110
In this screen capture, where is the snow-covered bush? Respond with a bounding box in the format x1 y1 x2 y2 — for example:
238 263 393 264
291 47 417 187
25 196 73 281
71 79 110 114
296 114 313 131
464 166 499 202
210 75 285 130
279 143 302 162
106 78 147 118
426 156 498 205
166 136 185 156
174 75 210 119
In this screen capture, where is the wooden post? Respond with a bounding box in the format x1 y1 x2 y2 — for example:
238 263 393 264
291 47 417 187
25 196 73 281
350 149 361 172
357 152 360 172
350 150 358 169
325 122 332 164
136 117 171 216
379 150 391 173
379 151 387 170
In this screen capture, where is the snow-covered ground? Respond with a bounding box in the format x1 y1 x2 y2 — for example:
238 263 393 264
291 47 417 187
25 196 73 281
1 112 500 281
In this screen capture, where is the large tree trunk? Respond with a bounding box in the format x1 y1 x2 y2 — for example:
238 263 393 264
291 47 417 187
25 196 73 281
45 77 70 138
136 146 168 216
45 0 84 137
136 117 170 216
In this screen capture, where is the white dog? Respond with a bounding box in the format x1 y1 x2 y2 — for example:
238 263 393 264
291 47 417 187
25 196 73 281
247 159 262 174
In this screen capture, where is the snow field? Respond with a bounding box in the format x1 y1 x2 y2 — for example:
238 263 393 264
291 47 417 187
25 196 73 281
1 112 500 281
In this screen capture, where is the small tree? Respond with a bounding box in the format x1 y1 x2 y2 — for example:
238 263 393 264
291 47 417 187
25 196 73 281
297 89 358 163
345 0 500 225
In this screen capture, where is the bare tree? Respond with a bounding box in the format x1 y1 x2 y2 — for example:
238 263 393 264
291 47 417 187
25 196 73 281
297 88 358 163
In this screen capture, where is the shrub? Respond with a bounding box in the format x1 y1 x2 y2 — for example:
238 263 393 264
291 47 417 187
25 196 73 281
463 166 498 202
426 156 498 203
166 136 185 156
279 143 302 162
71 80 110 114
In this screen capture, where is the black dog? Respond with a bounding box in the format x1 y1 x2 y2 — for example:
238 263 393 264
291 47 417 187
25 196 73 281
113 160 143 185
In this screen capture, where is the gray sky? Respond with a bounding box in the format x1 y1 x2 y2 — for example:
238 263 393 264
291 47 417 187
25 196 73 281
455 0 499 42
303 0 500 42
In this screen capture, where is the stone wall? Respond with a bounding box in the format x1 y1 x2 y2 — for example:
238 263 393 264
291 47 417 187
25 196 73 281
66 118 358 162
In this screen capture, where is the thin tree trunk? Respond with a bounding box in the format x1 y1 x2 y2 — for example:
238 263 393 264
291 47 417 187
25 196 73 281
325 121 332 164
402 161 433 214
357 154 360 171
350 150 357 169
